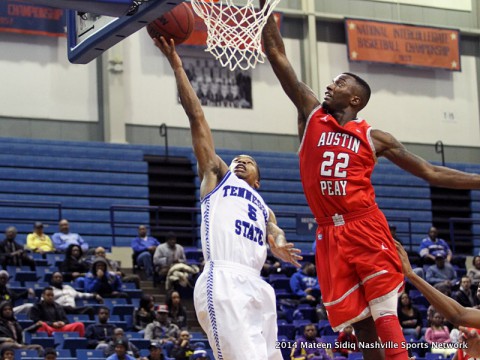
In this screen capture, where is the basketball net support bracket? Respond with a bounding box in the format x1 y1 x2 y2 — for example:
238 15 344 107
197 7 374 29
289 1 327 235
66 0 182 64
21 0 134 17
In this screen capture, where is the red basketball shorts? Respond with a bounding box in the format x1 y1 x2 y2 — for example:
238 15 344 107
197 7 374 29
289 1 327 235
315 205 404 331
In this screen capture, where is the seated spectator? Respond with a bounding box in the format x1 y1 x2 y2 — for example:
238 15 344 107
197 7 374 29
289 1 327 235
0 348 14 360
190 349 210 360
0 301 43 355
25 222 54 254
426 253 457 293
397 292 423 340
29 287 85 336
105 328 140 358
84 257 128 298
144 305 180 344
425 312 456 357
85 307 116 350
51 219 88 253
419 226 453 265
50 271 102 318
93 247 140 289
146 342 164 360
131 225 159 280
44 348 57 360
334 325 358 357
0 270 35 314
165 263 199 292
467 256 480 287
290 323 333 360
171 330 194 360
453 276 476 308
153 233 186 279
0 226 35 270
60 244 90 282
106 338 136 360
166 291 187 329
289 262 321 306
134 295 155 332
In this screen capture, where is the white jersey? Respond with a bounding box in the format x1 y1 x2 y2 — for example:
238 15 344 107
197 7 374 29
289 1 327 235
200 171 269 272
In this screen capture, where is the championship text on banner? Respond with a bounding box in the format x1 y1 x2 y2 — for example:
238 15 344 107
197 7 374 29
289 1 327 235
0 0 65 37
183 2 282 46
345 19 460 71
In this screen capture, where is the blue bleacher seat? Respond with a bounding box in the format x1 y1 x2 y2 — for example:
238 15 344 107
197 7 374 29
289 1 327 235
347 353 364 360
129 338 151 350
62 338 88 356
30 337 55 348
53 331 80 348
76 350 104 358
425 353 445 360
277 324 295 339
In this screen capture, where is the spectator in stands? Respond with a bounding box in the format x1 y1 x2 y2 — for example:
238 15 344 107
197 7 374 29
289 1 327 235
51 219 89 253
85 307 116 350
106 338 136 360
105 328 140 358
93 247 140 289
467 256 480 287
84 257 128 298
290 323 333 360
0 226 35 270
50 271 102 318
0 348 14 360
43 348 57 360
146 342 164 360
134 295 155 332
419 226 453 265
166 291 187 330
397 292 423 340
334 325 358 357
131 225 159 280
0 301 43 354
144 305 180 345
261 252 283 277
29 286 85 336
25 222 54 254
171 330 194 360
0 270 35 314
289 262 321 306
426 253 457 293
60 244 90 282
190 349 209 360
153 232 186 279
425 312 457 357
454 276 476 308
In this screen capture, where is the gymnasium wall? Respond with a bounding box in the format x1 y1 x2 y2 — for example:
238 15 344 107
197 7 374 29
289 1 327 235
0 0 480 158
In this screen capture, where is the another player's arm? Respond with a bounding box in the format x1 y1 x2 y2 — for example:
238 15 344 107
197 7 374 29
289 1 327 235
154 38 228 198
395 241 480 328
372 129 480 189
267 209 302 267
260 0 320 140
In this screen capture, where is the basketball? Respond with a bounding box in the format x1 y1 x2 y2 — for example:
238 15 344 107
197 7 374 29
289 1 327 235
146 3 195 45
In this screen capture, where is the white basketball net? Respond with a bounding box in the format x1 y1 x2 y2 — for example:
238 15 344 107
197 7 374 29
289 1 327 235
190 0 281 71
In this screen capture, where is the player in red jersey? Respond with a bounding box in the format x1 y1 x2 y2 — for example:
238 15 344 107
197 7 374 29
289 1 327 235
260 1 480 359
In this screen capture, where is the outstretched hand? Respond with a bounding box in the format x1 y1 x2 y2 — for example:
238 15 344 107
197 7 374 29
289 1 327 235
459 326 480 357
153 37 182 70
394 240 414 278
267 234 302 268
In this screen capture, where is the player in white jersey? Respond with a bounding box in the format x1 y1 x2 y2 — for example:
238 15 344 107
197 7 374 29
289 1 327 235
155 37 302 360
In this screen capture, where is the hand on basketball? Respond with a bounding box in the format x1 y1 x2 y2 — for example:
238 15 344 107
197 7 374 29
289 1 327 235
154 37 182 70
267 234 302 268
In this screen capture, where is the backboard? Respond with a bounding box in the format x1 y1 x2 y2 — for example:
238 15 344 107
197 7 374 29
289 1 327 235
66 0 184 64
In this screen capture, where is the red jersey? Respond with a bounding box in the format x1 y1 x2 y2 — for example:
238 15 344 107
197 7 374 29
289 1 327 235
299 105 377 218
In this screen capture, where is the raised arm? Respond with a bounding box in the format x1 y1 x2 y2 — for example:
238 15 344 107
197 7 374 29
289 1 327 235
267 209 302 267
260 0 320 139
154 38 228 197
395 241 480 327
372 129 480 189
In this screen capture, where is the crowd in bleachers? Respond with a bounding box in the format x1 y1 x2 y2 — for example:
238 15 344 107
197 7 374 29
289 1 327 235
0 220 212 360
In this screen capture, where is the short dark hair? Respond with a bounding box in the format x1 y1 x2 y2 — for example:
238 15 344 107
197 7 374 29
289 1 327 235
44 348 57 357
233 155 261 181
43 286 54 294
343 72 371 108
98 306 110 314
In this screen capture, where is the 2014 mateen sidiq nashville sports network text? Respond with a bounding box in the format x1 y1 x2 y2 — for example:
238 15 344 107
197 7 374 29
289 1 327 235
275 341 468 351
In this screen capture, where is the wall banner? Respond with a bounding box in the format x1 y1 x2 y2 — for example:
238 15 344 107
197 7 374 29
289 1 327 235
345 18 460 71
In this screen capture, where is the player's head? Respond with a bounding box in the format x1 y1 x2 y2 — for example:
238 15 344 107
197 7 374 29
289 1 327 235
322 73 371 112
229 155 261 189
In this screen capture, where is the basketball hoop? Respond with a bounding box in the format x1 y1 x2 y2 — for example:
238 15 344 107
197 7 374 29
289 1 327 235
190 0 281 71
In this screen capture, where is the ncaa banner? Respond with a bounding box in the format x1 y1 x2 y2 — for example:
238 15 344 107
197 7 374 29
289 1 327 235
346 18 460 71
0 0 65 37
